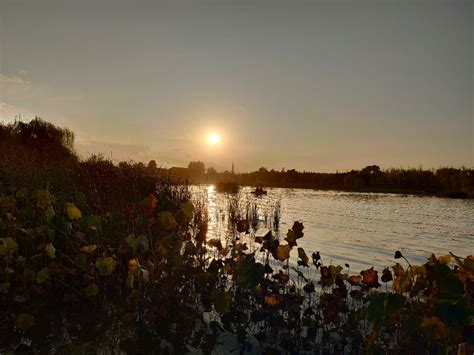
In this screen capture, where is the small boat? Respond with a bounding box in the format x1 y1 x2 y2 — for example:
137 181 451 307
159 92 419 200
251 187 267 196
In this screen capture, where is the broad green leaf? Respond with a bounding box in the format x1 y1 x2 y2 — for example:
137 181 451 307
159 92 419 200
44 243 56 259
66 202 82 220
95 257 116 276
33 190 54 210
180 202 194 220
45 206 55 224
74 254 87 270
159 211 176 230
16 313 34 331
85 283 99 297
36 267 50 284
0 237 19 256
237 253 264 288
126 234 140 253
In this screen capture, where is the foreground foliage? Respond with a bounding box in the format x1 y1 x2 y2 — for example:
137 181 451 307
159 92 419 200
0 185 472 354
0 118 472 353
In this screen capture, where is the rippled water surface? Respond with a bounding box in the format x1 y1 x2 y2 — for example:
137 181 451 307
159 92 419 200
192 185 473 272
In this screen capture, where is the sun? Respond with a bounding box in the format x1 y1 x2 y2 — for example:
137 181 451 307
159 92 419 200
207 133 220 145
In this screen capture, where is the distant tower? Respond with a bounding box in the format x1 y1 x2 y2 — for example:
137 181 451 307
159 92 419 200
232 162 234 175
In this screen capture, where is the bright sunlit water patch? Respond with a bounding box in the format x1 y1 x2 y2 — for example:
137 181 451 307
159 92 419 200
191 186 474 272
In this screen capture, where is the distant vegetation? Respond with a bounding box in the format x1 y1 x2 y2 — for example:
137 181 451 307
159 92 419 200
174 162 474 198
0 118 472 353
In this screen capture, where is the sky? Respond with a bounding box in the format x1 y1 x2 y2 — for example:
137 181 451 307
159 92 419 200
0 0 472 172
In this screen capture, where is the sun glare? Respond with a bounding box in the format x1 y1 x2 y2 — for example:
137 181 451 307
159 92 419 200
207 133 220 145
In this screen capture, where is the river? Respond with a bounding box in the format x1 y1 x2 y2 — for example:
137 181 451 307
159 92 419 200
191 185 474 272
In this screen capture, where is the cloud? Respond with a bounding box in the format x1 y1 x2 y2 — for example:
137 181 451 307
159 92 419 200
0 73 34 99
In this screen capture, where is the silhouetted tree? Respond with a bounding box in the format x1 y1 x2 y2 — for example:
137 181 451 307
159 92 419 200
188 161 205 178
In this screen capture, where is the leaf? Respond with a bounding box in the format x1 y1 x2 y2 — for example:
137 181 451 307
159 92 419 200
80 244 97 254
85 282 99 297
320 266 333 287
95 257 117 276
303 281 315 293
36 267 50 284
381 267 393 283
74 254 87 270
126 234 140 253
275 244 291 261
180 202 194 221
16 313 34 331
392 272 411 294
348 275 362 286
128 258 140 274
237 254 264 288
44 243 56 259
45 206 55 224
214 291 232 313
0 237 19 256
361 267 380 288
272 271 290 284
437 254 452 265
207 238 223 251
33 190 54 210
138 193 158 213
392 263 404 277
66 202 82 220
297 248 309 267
159 211 177 230
236 219 250 233
463 255 474 272
264 295 280 305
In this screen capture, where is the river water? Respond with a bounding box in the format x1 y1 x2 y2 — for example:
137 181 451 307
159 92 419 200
192 185 473 273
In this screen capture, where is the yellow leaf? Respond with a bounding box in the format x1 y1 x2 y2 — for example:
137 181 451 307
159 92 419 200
80 244 97 254
95 257 116 276
410 265 426 278
128 258 140 274
264 295 280 305
44 243 56 259
438 254 452 265
66 203 82 220
84 282 99 297
392 263 404 277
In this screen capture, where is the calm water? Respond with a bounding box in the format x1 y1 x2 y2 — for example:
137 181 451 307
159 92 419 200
192 185 474 272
